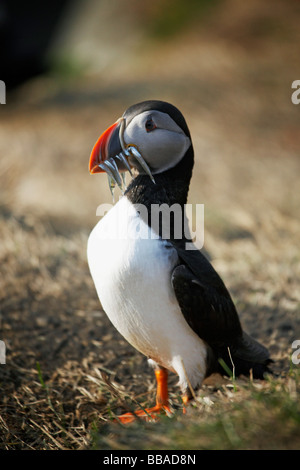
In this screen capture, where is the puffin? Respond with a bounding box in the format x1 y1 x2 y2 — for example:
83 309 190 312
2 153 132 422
87 100 271 423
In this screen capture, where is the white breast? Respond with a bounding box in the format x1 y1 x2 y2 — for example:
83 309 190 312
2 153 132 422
87 196 207 391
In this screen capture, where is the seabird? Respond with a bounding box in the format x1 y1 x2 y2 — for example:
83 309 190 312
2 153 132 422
87 100 271 422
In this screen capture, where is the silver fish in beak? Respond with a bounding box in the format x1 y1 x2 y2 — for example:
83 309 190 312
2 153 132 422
89 118 155 198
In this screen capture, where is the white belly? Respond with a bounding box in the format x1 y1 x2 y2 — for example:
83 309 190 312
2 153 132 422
87 197 207 391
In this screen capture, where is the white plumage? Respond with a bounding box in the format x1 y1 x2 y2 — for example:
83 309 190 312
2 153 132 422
87 196 207 392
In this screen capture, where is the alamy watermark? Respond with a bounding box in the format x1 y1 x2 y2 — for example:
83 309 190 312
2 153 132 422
291 340 300 365
0 80 6 104
0 341 6 364
291 80 300 105
96 201 204 250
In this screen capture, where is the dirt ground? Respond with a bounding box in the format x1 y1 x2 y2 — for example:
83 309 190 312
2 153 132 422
0 0 300 449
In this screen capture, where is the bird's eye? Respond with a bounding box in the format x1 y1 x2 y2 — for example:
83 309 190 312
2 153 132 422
145 118 157 133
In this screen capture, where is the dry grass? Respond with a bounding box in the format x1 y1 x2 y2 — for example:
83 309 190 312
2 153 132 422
0 0 300 450
92 370 300 450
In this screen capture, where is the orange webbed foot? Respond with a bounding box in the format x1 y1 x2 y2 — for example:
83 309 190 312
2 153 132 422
116 403 172 424
114 368 172 424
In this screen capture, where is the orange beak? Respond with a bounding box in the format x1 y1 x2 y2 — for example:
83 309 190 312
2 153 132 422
89 120 121 174
89 118 154 186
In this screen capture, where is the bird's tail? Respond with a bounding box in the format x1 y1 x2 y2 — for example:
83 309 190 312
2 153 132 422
217 331 273 379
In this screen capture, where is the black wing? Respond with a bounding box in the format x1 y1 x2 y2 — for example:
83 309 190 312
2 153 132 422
170 241 271 378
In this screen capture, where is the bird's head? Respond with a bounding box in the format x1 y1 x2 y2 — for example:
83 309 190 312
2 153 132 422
89 100 192 194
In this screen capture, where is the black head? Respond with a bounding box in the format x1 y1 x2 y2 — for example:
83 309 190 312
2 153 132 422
89 100 194 196
123 100 191 139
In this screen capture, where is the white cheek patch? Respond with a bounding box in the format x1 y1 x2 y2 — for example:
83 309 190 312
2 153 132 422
149 131 191 174
124 123 146 148
124 111 191 174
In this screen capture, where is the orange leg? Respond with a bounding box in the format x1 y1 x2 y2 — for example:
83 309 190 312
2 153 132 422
182 394 190 414
116 368 172 424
